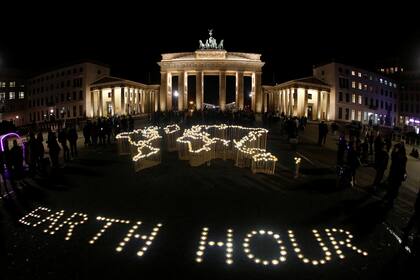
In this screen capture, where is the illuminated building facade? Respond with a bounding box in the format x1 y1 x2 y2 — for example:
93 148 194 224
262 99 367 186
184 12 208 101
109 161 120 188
158 31 264 113
0 69 26 126
313 62 398 126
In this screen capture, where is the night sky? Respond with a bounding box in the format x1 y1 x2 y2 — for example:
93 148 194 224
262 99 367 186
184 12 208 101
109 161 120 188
1 2 419 85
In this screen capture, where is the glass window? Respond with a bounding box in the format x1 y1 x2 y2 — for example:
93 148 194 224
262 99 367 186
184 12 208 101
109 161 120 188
351 70 356 76
339 92 343 102
358 72 362 77
358 83 362 90
358 95 362 104
0 92 5 100
345 108 349 120
19 92 24 99
9 92 15 99
0 82 5 87
352 94 356 103
9 81 16 87
352 81 356 88
338 107 342 119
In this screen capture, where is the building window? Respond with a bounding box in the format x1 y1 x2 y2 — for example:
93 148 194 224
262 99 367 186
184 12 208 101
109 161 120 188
352 94 356 103
9 92 15 99
339 78 349 89
358 83 362 90
358 72 362 77
351 70 356 76
0 92 5 100
79 105 83 116
308 93 312 99
0 82 5 88
345 93 350 102
351 109 355 120
363 84 367 91
19 92 24 99
338 107 342 119
357 111 362 121
345 108 350 120
339 92 343 102
352 81 356 88
73 91 76 100
67 92 71 101
9 81 16 87
73 106 77 117
79 91 83 100
358 95 362 104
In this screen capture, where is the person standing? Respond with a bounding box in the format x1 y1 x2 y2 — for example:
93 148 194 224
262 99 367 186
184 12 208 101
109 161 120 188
68 125 78 158
58 128 70 161
383 143 407 208
318 121 325 146
10 140 23 179
47 132 61 168
337 134 347 165
347 141 360 187
372 146 389 188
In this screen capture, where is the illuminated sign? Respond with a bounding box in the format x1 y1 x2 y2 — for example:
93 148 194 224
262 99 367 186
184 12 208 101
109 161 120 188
19 206 368 267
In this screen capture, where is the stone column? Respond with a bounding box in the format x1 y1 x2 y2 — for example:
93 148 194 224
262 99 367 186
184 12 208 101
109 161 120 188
316 90 321 120
196 72 203 110
90 90 95 117
326 92 330 120
303 89 308 117
236 71 244 110
219 71 226 111
254 72 263 113
140 90 145 113
121 87 126 115
167 73 173 111
178 72 185 111
293 88 298 116
160 72 167 111
98 89 103 117
183 72 188 110
111 88 115 116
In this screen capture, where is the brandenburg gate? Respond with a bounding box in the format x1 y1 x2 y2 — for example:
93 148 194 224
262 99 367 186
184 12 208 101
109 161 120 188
158 30 265 112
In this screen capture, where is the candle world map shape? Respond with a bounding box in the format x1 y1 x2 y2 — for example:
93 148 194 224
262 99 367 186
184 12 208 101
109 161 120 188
117 124 278 175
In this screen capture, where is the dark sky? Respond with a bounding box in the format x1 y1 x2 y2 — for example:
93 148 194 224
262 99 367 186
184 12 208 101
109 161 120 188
1 2 419 85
